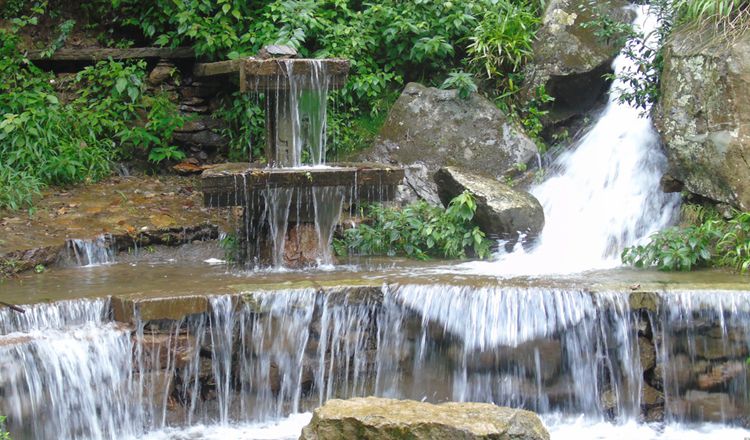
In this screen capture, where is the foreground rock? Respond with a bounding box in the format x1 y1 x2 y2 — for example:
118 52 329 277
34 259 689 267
360 82 537 202
299 397 550 440
523 0 633 124
434 167 544 240
654 26 750 209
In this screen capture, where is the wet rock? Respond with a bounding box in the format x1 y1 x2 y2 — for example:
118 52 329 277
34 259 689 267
112 295 210 323
283 224 320 268
174 130 229 149
644 405 664 423
523 0 633 124
148 60 176 86
654 26 750 209
649 362 664 391
179 82 222 99
134 332 198 371
670 390 743 423
697 360 745 390
692 334 749 360
359 82 537 202
434 166 544 240
299 396 550 440
1 245 64 277
174 117 224 134
628 291 659 312
639 336 656 372
641 383 664 407
135 371 175 403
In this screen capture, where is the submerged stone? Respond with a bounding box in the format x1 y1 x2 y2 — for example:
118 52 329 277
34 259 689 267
299 397 550 440
434 166 544 240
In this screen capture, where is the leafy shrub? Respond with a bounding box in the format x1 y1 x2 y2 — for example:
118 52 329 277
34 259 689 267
622 207 750 272
214 92 267 162
336 191 492 260
441 71 478 100
0 416 9 439
467 0 540 79
0 20 186 210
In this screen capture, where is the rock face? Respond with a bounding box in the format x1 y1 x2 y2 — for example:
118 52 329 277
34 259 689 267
299 397 550 440
434 166 544 240
360 82 537 202
523 0 633 123
654 27 750 209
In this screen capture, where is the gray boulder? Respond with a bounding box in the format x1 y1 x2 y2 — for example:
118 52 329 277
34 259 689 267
299 396 550 440
434 166 544 240
653 26 750 209
359 82 538 202
523 0 633 124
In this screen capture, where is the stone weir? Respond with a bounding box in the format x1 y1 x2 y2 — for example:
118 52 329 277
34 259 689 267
196 48 405 268
201 162 404 267
2 284 749 438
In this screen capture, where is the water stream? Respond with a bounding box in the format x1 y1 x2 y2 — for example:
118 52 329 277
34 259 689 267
0 6 746 440
1 284 749 439
467 7 680 276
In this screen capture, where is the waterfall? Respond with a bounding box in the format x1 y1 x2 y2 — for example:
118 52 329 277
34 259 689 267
64 235 116 267
272 60 330 168
312 186 346 266
0 298 137 440
375 285 642 418
469 6 680 275
3 286 750 439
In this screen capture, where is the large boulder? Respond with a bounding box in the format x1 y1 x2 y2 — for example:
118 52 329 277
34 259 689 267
653 27 750 209
299 397 550 440
434 167 544 240
360 82 538 203
523 0 633 124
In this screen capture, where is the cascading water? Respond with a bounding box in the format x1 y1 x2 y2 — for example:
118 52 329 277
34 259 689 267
469 6 680 275
64 235 116 267
242 59 344 269
312 186 346 266
2 284 750 439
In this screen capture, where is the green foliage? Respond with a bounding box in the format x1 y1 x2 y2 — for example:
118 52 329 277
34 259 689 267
612 0 748 111
0 21 185 210
64 0 549 159
219 233 239 263
214 92 266 162
622 208 750 273
674 0 749 22
467 0 540 79
337 191 492 260
441 71 478 100
39 19 76 58
579 2 635 47
0 415 9 440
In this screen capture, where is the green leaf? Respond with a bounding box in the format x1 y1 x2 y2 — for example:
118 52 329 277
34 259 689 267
115 77 128 94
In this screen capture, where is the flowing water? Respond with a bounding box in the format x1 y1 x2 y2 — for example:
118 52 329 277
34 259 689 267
1 281 749 438
466 7 680 276
1 6 747 440
243 59 344 268
64 235 116 267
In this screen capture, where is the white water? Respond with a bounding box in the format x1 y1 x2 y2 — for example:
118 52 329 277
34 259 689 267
466 7 680 276
65 235 116 267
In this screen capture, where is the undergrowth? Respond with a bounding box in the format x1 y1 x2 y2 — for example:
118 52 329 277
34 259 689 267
335 191 492 260
622 205 750 272
0 14 185 210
